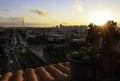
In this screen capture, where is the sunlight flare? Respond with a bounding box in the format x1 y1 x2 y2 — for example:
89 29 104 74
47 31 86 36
90 12 116 25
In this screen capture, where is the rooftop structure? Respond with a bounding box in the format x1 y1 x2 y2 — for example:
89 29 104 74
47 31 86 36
0 62 70 81
1 62 120 81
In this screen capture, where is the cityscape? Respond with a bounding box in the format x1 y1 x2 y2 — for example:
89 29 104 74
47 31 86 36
0 0 120 81
0 24 87 72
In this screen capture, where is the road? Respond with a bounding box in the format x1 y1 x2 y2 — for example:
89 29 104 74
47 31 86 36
17 31 59 64
4 44 21 72
4 29 21 72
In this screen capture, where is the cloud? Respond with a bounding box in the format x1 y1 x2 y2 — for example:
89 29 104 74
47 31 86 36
31 9 48 16
73 0 83 13
0 17 22 23
8 17 22 21
20 14 35 20
0 17 4 19
22 6 48 16
0 17 6 21
1 9 11 12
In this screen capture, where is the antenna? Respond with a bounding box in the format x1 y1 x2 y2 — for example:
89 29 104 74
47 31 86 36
22 18 24 27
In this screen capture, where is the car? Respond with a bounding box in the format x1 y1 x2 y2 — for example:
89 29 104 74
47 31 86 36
10 60 13 63
10 48 14 52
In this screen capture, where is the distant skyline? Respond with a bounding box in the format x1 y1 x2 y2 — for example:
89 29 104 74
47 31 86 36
0 0 120 27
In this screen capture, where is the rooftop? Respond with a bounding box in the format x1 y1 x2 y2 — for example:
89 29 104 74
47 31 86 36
0 62 120 81
0 62 70 81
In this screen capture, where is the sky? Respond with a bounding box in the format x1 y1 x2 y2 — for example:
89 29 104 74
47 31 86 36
0 0 120 27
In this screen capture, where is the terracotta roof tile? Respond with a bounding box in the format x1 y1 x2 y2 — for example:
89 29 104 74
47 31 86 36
47 64 68 78
24 68 38 81
54 63 70 75
0 62 70 81
10 70 23 81
0 75 2 80
61 62 70 68
35 67 54 81
1 72 13 81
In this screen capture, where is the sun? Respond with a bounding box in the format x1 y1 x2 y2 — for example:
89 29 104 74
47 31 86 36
90 12 116 25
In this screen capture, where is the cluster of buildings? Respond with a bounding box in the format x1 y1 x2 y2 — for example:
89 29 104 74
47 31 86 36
20 25 87 44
